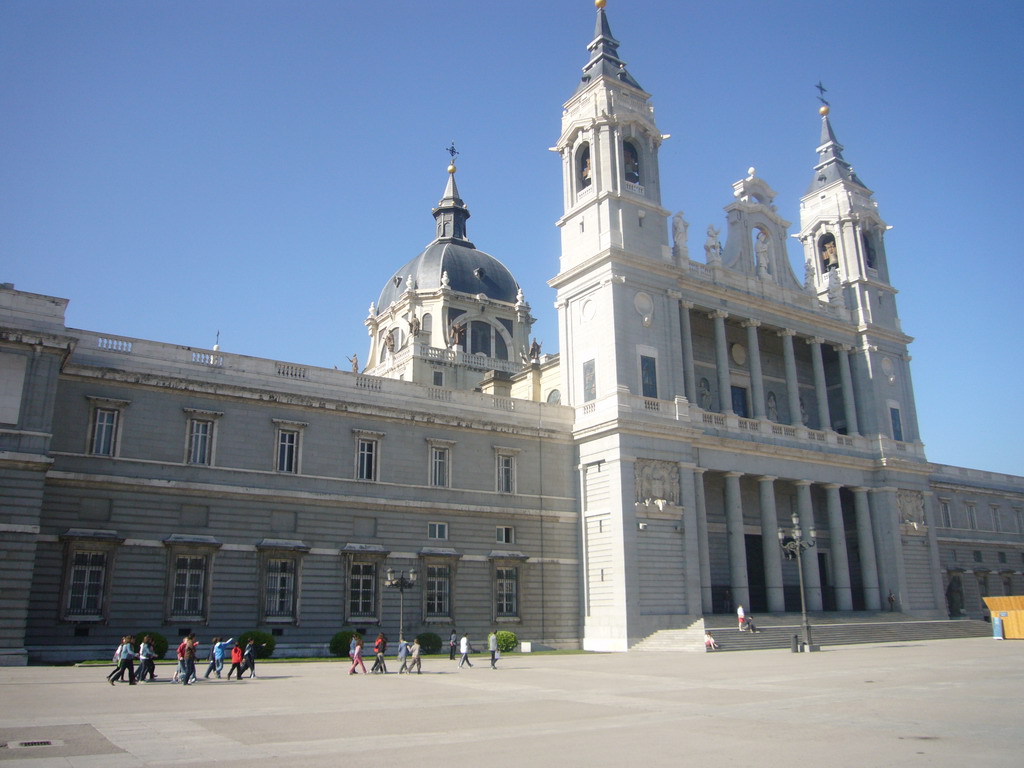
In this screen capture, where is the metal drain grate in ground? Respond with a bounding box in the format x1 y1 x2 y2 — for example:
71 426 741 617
0 739 63 749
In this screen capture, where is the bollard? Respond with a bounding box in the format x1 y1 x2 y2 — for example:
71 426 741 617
791 634 799 653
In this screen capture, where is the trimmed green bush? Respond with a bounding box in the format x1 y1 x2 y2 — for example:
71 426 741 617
329 630 361 658
237 630 276 659
496 630 518 653
415 631 442 654
134 631 168 659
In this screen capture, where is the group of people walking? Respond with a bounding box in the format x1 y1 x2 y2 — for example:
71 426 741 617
347 629 502 675
105 634 261 685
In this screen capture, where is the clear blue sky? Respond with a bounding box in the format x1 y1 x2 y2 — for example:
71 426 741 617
2 0 1021 476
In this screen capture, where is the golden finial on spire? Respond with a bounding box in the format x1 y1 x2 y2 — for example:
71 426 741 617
819 105 830 116
596 0 607 9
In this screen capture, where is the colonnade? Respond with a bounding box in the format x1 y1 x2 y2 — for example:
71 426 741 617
680 302 860 435
692 470 883 614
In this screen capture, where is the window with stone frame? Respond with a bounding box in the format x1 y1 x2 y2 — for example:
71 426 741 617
495 566 519 618
425 564 451 618
428 439 454 488
355 430 384 482
939 499 952 528
966 503 978 530
496 526 515 545
258 541 308 623
171 554 208 617
184 409 222 466
273 419 306 474
87 396 130 456
495 447 519 494
60 530 123 622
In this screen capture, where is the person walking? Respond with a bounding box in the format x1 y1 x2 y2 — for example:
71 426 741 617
226 643 245 680
204 636 233 679
370 633 388 674
348 633 359 663
172 635 188 683
487 629 499 669
458 633 473 668
106 636 126 684
449 629 457 661
181 635 198 685
737 604 746 631
407 637 422 675
137 635 157 681
397 638 411 674
241 638 261 679
349 637 367 674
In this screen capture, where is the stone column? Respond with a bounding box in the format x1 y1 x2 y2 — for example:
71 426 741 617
743 320 766 420
779 329 803 426
679 301 697 404
852 487 881 610
824 484 853 610
758 476 785 612
835 344 860 436
724 471 749 608
693 468 712 613
872 487 908 612
808 337 831 431
710 311 732 414
794 480 823 610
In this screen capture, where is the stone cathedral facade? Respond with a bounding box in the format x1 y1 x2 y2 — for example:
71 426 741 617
1 3 1021 663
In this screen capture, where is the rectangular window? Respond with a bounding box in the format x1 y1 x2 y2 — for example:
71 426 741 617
91 408 119 456
973 550 983 563
426 564 450 617
640 355 658 399
1016 509 1024 534
431 446 449 488
966 504 978 530
67 551 106 616
940 500 952 528
433 370 444 387
583 359 596 402
998 552 1007 564
357 438 378 481
496 526 515 545
731 385 749 418
349 562 375 618
172 555 207 616
428 522 448 540
991 506 1002 533
889 407 904 442
495 567 519 617
277 430 298 473
264 558 295 619
497 454 515 494
187 419 213 465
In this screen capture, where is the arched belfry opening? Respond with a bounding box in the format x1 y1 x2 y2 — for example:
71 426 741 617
818 232 838 272
576 143 592 192
623 140 640 184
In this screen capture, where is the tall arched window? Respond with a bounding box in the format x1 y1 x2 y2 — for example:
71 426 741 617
576 143 592 191
623 141 640 184
862 231 877 269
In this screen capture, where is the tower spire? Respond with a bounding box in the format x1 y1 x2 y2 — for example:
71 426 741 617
807 99 867 194
577 0 642 92
432 143 474 246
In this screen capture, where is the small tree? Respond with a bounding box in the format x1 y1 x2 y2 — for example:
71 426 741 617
415 631 443 654
237 630 276 659
330 630 361 658
496 630 518 653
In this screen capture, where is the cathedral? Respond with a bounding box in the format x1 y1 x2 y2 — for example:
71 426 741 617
1 1 1021 663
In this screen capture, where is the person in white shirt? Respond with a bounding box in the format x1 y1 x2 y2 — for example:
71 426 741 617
458 633 473 668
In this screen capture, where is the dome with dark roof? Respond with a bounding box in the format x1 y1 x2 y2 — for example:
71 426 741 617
377 240 520 309
376 168 520 309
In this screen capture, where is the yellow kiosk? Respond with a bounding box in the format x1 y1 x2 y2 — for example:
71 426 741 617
983 596 1024 639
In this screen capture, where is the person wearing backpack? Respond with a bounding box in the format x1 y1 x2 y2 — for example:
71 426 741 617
226 643 244 680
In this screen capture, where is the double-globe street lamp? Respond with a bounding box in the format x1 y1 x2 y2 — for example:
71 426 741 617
778 512 817 652
385 567 418 642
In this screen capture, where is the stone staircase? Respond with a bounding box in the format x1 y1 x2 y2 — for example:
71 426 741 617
632 612 994 653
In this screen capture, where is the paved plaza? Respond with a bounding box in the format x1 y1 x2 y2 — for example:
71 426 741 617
1 638 1021 767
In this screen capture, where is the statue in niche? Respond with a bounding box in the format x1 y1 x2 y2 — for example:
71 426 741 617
408 314 421 337
346 354 359 373
755 231 770 277
635 459 680 506
698 377 712 410
384 333 395 354
672 212 689 260
704 225 722 264
766 391 778 422
804 255 816 292
799 394 808 425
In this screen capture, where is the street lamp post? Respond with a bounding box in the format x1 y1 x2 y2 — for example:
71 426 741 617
778 511 817 652
385 567 418 642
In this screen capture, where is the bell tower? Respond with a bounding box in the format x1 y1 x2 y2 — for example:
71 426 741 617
797 101 921 444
